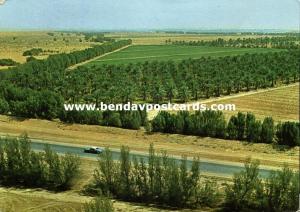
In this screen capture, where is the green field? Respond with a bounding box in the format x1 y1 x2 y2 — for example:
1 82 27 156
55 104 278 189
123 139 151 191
86 45 281 66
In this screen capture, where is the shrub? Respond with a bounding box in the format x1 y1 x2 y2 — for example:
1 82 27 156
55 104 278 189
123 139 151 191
276 121 300 146
84 196 114 212
90 144 211 209
225 160 299 211
0 58 18 66
22 48 43 56
260 117 274 143
263 166 299 211
0 135 80 191
0 98 9 114
225 159 262 211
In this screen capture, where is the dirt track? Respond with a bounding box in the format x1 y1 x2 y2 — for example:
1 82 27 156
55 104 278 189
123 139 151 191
67 45 131 70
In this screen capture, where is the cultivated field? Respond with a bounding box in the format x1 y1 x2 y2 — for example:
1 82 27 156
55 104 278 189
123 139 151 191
0 31 93 69
197 83 299 123
147 84 299 123
86 44 280 66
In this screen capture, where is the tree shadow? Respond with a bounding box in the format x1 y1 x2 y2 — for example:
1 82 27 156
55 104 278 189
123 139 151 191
8 115 27 122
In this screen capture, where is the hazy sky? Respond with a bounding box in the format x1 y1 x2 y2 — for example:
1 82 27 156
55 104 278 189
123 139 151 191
0 0 299 31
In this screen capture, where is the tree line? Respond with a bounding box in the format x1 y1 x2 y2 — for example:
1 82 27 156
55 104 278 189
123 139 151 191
151 110 300 147
168 36 300 49
224 159 298 212
82 32 115 43
0 135 80 191
60 110 148 130
3 46 298 106
0 59 19 66
23 48 44 56
86 145 299 211
0 40 144 130
1 39 131 92
86 144 219 208
0 83 147 130
59 50 299 105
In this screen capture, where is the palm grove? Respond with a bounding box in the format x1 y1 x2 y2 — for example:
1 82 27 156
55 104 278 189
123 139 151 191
0 36 299 145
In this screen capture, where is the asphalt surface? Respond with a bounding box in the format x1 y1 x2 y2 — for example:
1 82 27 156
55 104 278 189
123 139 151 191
9 139 275 178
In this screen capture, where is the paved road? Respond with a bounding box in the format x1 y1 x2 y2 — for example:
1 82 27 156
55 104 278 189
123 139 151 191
0 138 275 178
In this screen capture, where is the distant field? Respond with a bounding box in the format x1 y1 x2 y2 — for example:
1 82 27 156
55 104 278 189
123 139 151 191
0 31 93 67
86 45 280 66
107 32 278 45
0 31 282 69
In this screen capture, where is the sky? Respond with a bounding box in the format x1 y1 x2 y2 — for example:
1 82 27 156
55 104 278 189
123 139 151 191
0 0 299 31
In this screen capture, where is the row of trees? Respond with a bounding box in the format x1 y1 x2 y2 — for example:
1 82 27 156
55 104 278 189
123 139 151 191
2 46 298 106
0 59 19 66
169 36 300 49
0 85 63 120
86 145 299 211
82 33 115 43
0 84 147 130
60 110 148 130
22 48 43 56
0 135 80 190
87 144 219 208
2 39 132 91
64 50 299 104
225 159 298 211
151 111 300 147
0 40 135 126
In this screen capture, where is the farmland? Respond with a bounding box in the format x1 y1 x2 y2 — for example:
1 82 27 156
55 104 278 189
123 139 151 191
0 31 270 68
0 0 299 209
0 31 94 69
85 44 281 66
106 32 278 45
207 83 299 122
0 31 299 211
148 83 299 122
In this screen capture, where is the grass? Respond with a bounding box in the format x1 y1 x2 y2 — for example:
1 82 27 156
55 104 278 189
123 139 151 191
85 45 281 66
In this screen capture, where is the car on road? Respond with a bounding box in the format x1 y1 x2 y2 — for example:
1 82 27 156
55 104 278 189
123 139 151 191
84 146 103 154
